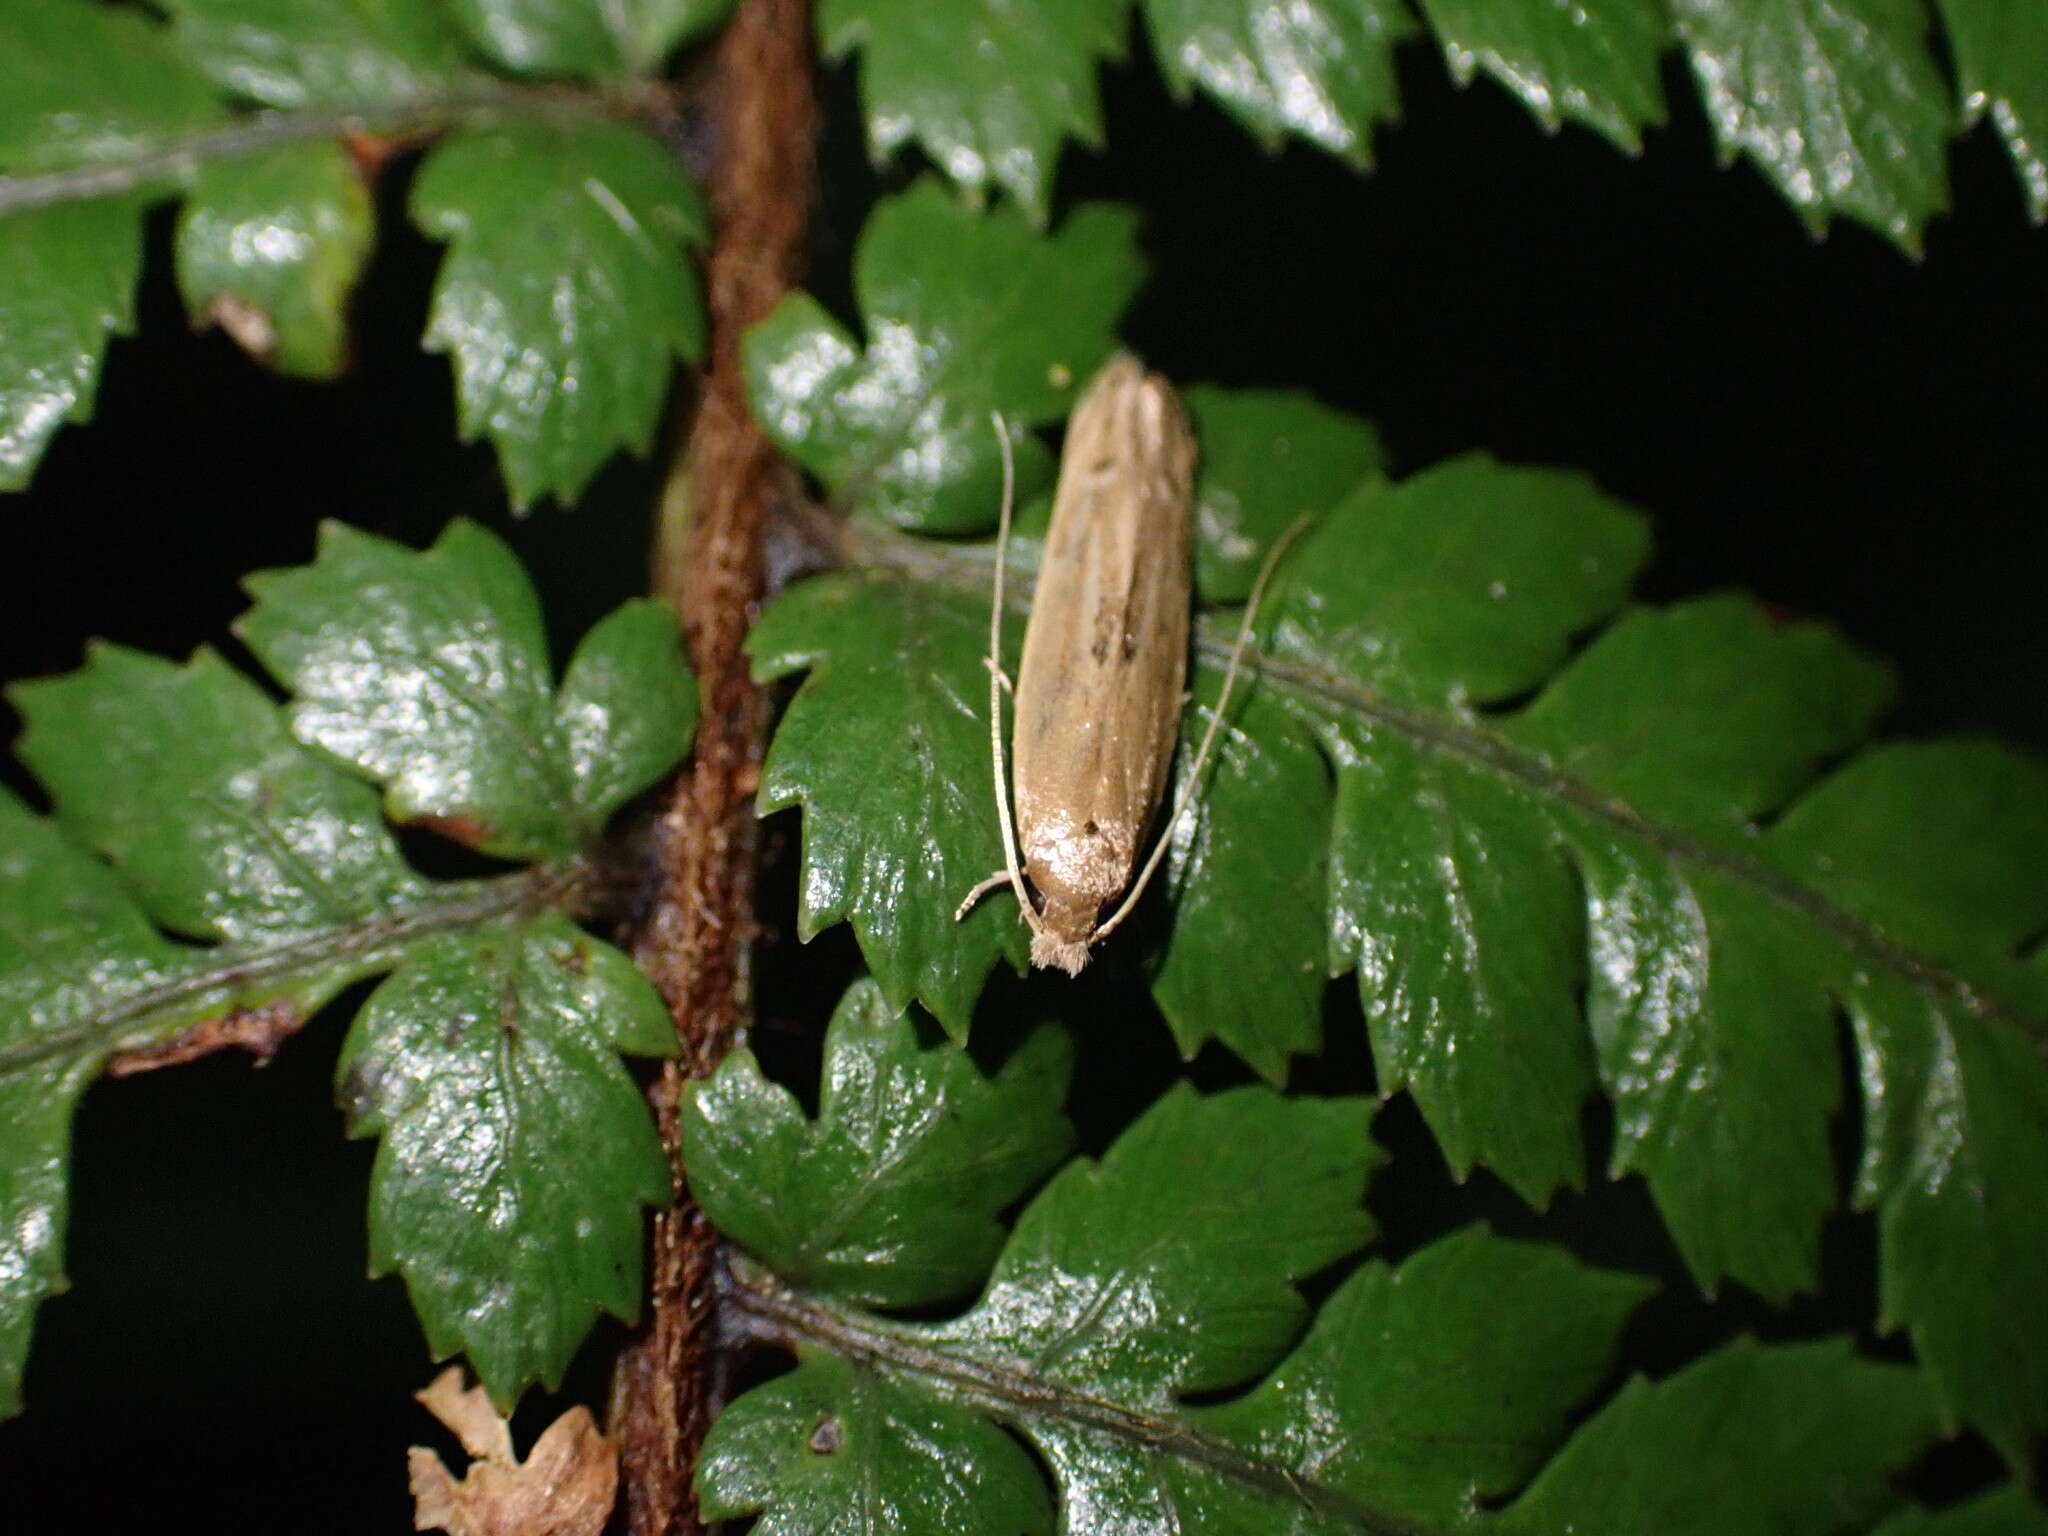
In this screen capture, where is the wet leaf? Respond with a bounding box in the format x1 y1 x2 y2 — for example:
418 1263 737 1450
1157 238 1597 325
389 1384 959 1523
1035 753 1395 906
1267 453 1651 711
341 915 674 1403
1417 0 1668 149
1141 0 1413 168
411 119 708 507
819 0 1125 220
0 0 220 488
158 0 476 108
1671 0 1951 253
686 978 1072 1307
1187 1227 1653 1530
754 427 2048 1458
698 1351 1056 1536
1324 720 1594 1205
1768 743 2048 1462
241 520 695 861
1498 1339 1938 1534
1152 680 1331 1081
749 571 1027 1034
554 597 699 830
2 525 693 1418
702 1053 1666 1536
174 140 374 377
12 644 430 943
0 0 222 177
1181 385 1388 605
744 181 1144 532
450 0 730 77
1936 0 2048 221
0 200 149 492
0 794 189 1415
926 1085 1374 1400
1504 594 1894 840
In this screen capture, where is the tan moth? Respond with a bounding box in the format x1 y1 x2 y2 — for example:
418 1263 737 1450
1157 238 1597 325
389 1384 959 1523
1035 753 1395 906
957 352 1302 974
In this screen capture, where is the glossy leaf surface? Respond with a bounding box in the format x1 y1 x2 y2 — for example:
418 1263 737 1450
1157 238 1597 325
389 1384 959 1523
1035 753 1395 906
1183 1226 1652 1530
158 0 475 107
1670 0 1951 252
175 140 374 378
0 0 221 176
0 793 195 1415
1571 847 1842 1296
339 914 674 1402
925 1085 1374 1401
1 525 696 1417
1766 742 2048 1007
1153 680 1331 1081
819 0 1124 219
686 979 1073 1307
752 426 2048 1458
451 0 728 77
744 181 1144 531
697 1351 1056 1536
1325 719 1594 1205
1139 0 1414 165
13 645 430 943
1417 0 1667 148
1937 0 2048 220
1766 742 2048 1461
1505 594 1894 838
411 119 708 507
1182 385 1388 603
241 520 695 861
0 0 219 488
1498 1339 1937 1533
749 571 1024 1033
1268 453 1650 711
555 597 701 830
700 1039 1744 1535
0 200 148 492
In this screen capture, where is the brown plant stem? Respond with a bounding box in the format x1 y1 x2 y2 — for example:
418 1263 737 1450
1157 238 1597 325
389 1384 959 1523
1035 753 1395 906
614 1 817 1532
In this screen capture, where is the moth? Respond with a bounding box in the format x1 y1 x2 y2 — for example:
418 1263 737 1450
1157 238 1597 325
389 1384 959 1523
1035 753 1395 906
957 352 1300 974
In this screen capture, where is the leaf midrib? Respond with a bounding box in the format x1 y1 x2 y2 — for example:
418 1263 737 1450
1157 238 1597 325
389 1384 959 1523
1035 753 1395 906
725 1258 1445 1536
0 864 571 1078
840 531 2046 1050
0 83 629 219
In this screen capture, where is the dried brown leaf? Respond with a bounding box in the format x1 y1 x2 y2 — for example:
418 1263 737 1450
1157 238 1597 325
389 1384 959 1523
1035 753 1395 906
408 1368 617 1536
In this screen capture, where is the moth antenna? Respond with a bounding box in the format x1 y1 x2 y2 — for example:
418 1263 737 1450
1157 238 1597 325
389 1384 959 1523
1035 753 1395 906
1091 512 1313 944
972 410 1048 942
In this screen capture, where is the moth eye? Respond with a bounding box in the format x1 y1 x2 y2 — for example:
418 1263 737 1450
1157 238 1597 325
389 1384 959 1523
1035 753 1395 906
1083 819 1100 837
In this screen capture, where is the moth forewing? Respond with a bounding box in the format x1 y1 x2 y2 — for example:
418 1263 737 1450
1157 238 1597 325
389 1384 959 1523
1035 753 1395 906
1009 353 1197 974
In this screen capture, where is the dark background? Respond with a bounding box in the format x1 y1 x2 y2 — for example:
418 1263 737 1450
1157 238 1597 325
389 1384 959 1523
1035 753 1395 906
2 35 2043 1532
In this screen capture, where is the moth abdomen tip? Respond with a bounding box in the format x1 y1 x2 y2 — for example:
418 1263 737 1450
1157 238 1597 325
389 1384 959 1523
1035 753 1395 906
1031 932 1094 976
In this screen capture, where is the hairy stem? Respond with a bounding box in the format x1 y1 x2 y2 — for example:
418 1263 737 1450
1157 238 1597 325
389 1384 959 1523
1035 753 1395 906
615 2 818 1531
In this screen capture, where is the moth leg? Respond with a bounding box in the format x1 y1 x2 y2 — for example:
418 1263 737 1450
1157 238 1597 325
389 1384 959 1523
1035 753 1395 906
984 657 1015 693
979 410 1051 949
954 871 1014 922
